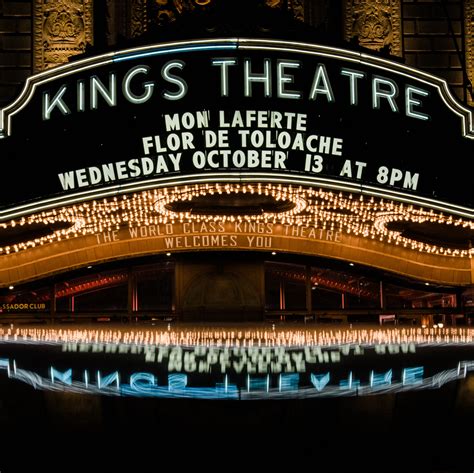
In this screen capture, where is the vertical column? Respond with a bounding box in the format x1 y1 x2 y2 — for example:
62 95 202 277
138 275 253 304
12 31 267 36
129 0 147 37
279 279 286 311
452 291 460 326
127 269 137 323
379 281 386 310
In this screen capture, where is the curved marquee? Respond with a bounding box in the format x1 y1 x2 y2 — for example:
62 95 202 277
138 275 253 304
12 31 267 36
0 38 473 220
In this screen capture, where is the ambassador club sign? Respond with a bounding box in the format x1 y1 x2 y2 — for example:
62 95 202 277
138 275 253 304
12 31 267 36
0 38 473 219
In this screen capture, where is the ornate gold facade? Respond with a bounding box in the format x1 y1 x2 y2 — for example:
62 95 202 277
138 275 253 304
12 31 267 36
344 0 402 56
32 0 305 71
128 0 304 37
25 0 474 105
34 0 94 72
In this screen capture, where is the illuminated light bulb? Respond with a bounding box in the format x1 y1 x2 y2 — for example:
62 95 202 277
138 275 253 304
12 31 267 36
0 184 471 258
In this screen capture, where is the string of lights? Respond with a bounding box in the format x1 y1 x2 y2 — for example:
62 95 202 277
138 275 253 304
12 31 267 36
0 183 472 257
1 326 473 348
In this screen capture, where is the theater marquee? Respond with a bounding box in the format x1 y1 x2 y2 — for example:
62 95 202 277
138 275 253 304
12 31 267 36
0 38 473 221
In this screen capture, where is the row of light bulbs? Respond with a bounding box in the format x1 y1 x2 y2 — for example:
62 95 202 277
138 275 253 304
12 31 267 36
0 183 472 257
1 326 473 348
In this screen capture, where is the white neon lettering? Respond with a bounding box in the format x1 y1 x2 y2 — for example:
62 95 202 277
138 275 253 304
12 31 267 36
309 64 334 102
42 85 71 120
77 80 85 112
244 58 272 98
277 60 302 99
372 76 399 112
162 60 187 100
405 86 430 120
212 58 237 97
340 68 366 106
122 65 155 104
90 73 117 110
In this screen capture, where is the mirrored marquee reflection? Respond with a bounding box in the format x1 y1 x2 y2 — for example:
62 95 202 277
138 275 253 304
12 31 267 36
0 326 473 400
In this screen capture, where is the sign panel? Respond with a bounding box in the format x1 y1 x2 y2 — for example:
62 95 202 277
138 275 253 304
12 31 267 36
0 301 49 313
0 38 472 218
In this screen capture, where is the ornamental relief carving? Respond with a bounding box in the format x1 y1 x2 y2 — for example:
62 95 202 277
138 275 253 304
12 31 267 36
146 0 212 29
345 0 401 57
130 0 147 37
34 0 93 72
264 0 304 20
287 0 304 22
129 0 304 35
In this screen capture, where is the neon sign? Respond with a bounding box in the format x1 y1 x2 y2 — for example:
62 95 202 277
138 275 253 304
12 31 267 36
0 38 472 220
39 58 431 122
1 357 473 400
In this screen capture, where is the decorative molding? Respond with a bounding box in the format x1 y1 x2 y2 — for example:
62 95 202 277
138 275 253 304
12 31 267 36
105 0 115 46
137 0 211 31
264 0 304 21
466 0 474 106
130 0 147 37
288 0 304 22
344 0 402 57
34 0 93 73
128 1 305 33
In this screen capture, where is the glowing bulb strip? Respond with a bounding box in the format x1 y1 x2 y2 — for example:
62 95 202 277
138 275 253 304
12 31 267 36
1 326 474 348
0 183 472 259
362 184 474 218
153 182 308 220
1 173 472 223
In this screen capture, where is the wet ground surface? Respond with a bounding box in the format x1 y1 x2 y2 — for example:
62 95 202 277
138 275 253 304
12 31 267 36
0 323 472 472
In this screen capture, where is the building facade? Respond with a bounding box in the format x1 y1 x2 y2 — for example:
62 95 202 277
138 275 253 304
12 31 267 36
0 0 472 323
